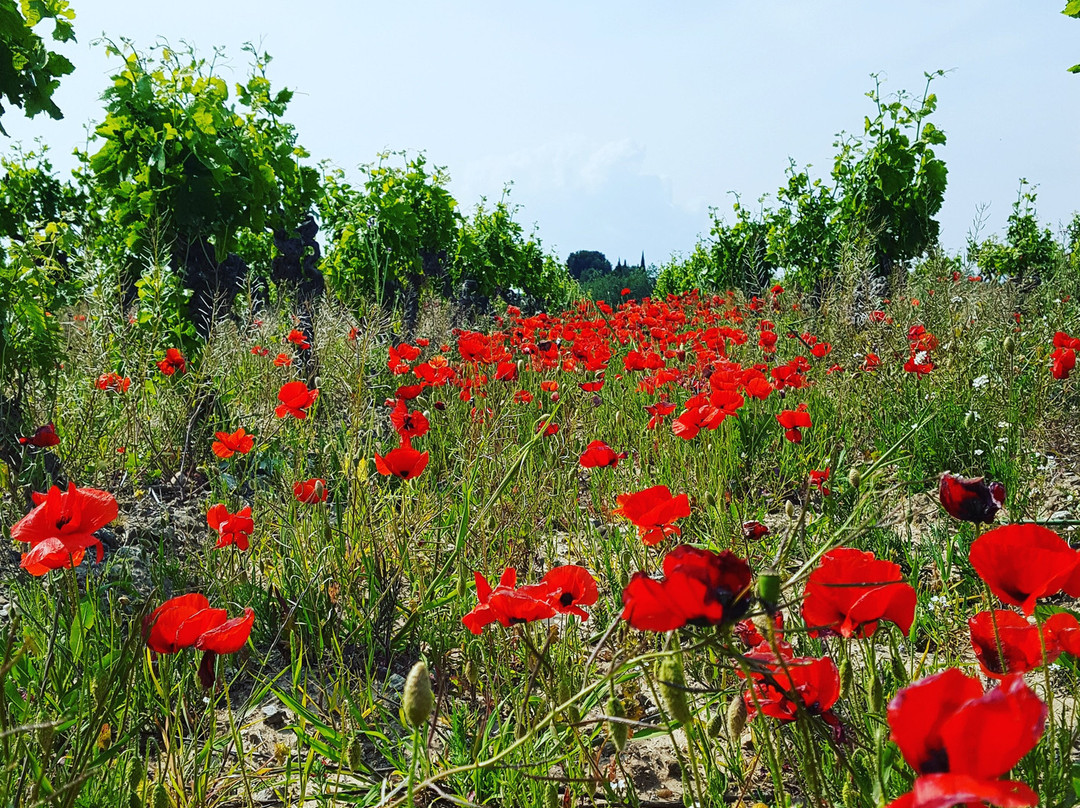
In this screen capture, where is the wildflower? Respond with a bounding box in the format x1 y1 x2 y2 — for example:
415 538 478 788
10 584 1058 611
12 483 117 575
193 607 255 686
578 440 627 469
613 485 691 546
374 440 429 480
743 655 840 722
938 472 1004 523
157 348 186 375
144 594 254 687
293 478 328 504
275 381 319 419
274 353 292 367
537 420 559 437
462 568 557 634
207 504 255 551
540 565 599 619
967 610 1080 678
776 407 812 443
1052 347 1076 380
886 670 1044 808
95 372 131 393
808 468 831 495
514 390 534 404
621 544 752 631
389 399 429 440
802 548 916 639
18 423 60 447
287 329 311 349
251 344 269 357
645 400 677 429
742 520 770 541
211 428 254 459
969 523 1080 615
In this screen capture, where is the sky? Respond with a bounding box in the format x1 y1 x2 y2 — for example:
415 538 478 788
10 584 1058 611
5 0 1079 266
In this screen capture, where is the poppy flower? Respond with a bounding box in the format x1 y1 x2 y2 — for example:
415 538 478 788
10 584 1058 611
776 408 812 443
18 423 60 447
579 380 604 393
967 609 1075 679
578 440 627 469
95 372 131 393
494 361 518 382
742 520 770 541
645 400 677 429
287 329 311 349
537 420 559 437
207 504 255 551
904 351 935 377
274 353 292 367
211 428 254 459
613 485 691 546
802 548 916 639
1051 347 1076 380
275 381 319 419
743 655 840 722
144 594 221 655
539 565 599 619
389 398 429 439
374 441 429 480
251 344 270 357
11 483 117 576
157 348 187 375
293 478 328 504
462 568 557 634
938 473 1004 523
808 468 831 495
864 353 881 371
194 607 255 686
969 523 1080 615
886 670 1045 808
621 544 752 631
514 390 534 404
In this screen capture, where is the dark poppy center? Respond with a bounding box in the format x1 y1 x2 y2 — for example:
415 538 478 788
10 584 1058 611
56 515 72 529
922 748 950 775
559 592 575 607
508 617 527 625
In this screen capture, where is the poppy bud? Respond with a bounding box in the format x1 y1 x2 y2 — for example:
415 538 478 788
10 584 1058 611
550 392 559 402
434 401 446 411
725 694 748 738
153 783 170 808
964 411 976 430
456 572 468 600
559 675 580 723
348 734 365 770
657 657 693 725
784 501 796 519
756 571 781 612
704 491 717 509
1003 336 1015 353
939 472 1004 523
464 659 479 686
38 723 54 753
607 694 628 751
591 395 602 407
868 674 883 713
544 784 560 808
403 661 433 729
128 757 145 791
842 776 856 808
486 513 497 532
706 706 725 738
838 657 852 699
847 468 861 489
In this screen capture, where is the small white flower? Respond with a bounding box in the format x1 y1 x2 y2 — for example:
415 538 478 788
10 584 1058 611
974 449 984 456
972 375 989 389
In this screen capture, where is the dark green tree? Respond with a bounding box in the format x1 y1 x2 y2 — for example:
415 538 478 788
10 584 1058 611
0 0 75 132
566 250 611 280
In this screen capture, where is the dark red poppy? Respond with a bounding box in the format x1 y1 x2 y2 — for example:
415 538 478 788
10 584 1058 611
613 485 691 545
540 565 599 620
12 483 116 576
18 423 60 447
536 420 560 437
621 544 752 631
886 670 1044 808
396 382 426 400
939 473 1004 523
969 523 1080 615
494 360 518 382
275 381 319 419
1051 347 1076 380
743 655 840 722
578 440 627 469
212 428 254 459
389 398 430 440
207 504 254 551
374 441 429 480
579 380 604 393
802 547 916 639
157 347 187 376
968 609 1066 679
742 521 770 541
776 408 812 443
293 478 328 504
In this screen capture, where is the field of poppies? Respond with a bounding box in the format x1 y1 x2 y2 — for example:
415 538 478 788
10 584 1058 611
4 267 1080 808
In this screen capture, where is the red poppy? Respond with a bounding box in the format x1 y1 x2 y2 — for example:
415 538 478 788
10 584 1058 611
514 389 534 404
274 353 292 367
776 408 812 443
157 347 187 375
537 420 559 437
374 441 429 480
275 381 319 419
808 468 831 495
967 609 1073 679
621 544 752 631
462 568 557 634
293 478 328 504
578 440 627 468
802 548 916 639
886 670 1044 808
144 594 221 655
95 372 131 393
207 504 255 551
1051 347 1076 380
389 398 429 439
864 352 881 371
969 523 1080 615
645 400 677 429
251 344 270 357
18 423 60 447
939 473 1004 523
903 351 935 377
211 428 254 459
12 483 116 576
194 607 255 686
613 485 691 546
743 655 840 722
538 565 599 620
287 329 311 349
494 360 518 382
742 520 770 541
579 380 604 393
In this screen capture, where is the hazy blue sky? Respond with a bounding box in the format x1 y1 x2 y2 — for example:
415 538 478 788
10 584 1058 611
6 1 1078 265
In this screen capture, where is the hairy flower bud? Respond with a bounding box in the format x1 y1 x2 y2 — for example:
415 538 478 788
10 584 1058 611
403 661 433 729
847 467 861 489
608 694 628 751
657 657 693 725
726 694 748 739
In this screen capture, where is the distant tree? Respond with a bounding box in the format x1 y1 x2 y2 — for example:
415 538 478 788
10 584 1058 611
566 250 611 280
0 0 76 132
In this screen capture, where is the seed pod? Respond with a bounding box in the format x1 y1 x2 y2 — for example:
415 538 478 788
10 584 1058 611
657 658 693 725
1003 336 1015 353
608 694 628 751
869 674 883 713
464 659 479 686
756 571 781 612
725 694 748 738
842 776 856 808
544 783 560 808
847 467 861 489
153 783 170 808
348 734 365 770
964 411 976 430
456 571 468 600
784 500 796 519
704 491 717 509
128 757 145 791
403 661 434 729
129 793 143 808
839 657 853 699
706 706 725 738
